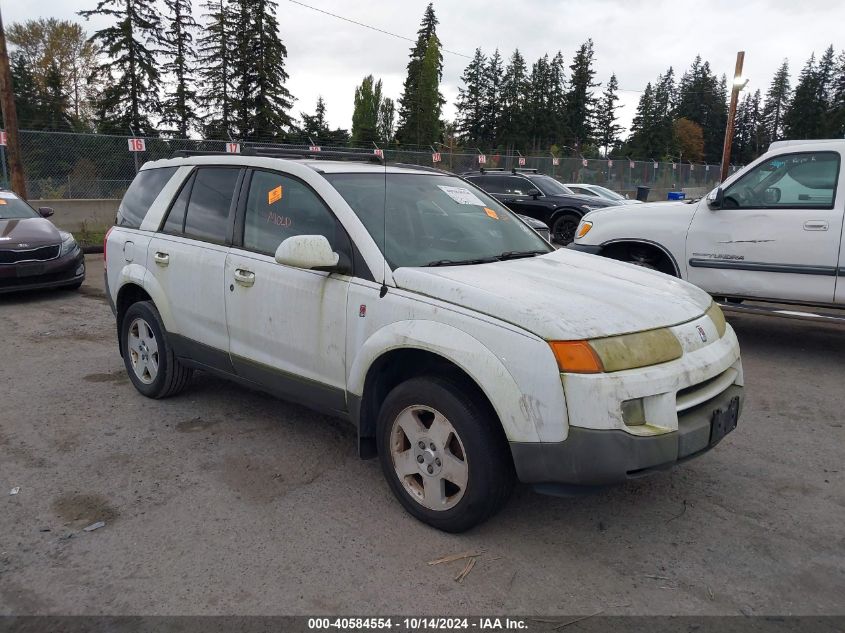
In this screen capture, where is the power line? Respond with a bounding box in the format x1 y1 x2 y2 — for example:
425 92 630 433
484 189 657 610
284 0 471 59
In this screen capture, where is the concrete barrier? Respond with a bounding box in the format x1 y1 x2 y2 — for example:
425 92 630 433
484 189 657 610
31 199 119 232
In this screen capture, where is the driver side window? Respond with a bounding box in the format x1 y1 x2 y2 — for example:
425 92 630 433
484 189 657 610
723 151 840 210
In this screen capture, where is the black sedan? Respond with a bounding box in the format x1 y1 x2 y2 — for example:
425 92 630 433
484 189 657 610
463 169 618 244
0 191 85 294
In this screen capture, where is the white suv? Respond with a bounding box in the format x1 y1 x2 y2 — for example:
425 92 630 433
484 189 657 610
105 151 744 532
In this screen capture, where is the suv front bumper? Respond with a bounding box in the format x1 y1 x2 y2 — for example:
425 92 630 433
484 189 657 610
510 384 743 491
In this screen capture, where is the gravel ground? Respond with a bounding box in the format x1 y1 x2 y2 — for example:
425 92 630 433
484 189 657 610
1 255 843 616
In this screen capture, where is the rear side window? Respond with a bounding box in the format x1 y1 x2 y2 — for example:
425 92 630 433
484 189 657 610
182 168 240 244
116 167 178 228
467 175 504 194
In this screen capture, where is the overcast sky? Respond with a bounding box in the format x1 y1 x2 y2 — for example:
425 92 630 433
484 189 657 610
3 0 844 136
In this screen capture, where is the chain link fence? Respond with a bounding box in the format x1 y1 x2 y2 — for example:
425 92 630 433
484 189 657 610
2 130 738 200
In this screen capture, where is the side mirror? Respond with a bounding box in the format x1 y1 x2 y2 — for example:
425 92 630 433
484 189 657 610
527 189 541 199
706 187 724 210
763 187 781 204
275 235 343 272
38 207 54 218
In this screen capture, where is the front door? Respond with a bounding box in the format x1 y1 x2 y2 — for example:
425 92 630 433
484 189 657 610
686 149 843 304
224 169 352 414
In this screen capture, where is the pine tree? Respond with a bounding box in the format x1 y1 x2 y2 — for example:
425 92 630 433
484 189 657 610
595 73 623 156
378 98 395 145
455 48 488 146
300 96 330 140
548 51 568 146
351 75 383 146
783 53 826 140
499 50 528 152
651 68 675 156
761 59 790 145
196 0 235 138
827 50 845 137
9 55 42 128
415 36 443 144
565 39 599 148
482 49 504 147
231 0 294 140
526 54 554 150
396 3 442 146
41 61 73 131
160 0 198 137
675 56 727 161
79 0 162 135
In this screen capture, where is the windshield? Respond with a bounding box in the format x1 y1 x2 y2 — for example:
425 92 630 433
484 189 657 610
325 173 553 268
529 175 573 196
0 193 39 220
591 186 625 201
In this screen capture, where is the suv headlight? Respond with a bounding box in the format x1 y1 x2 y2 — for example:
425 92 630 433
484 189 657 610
549 328 683 373
59 231 79 257
706 302 727 338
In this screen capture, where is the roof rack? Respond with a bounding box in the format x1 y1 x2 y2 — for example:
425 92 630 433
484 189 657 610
172 147 384 163
512 167 539 174
479 167 505 174
392 162 449 174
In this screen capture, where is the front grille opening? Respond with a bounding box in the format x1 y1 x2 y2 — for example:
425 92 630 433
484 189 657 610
0 244 61 264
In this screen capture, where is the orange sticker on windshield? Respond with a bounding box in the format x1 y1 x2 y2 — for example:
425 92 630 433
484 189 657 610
268 185 283 205
484 207 499 219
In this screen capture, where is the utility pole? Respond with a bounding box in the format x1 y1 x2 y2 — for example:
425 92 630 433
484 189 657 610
0 5 26 198
720 51 746 183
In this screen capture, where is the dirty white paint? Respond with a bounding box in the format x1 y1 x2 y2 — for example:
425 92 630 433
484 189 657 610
107 155 745 451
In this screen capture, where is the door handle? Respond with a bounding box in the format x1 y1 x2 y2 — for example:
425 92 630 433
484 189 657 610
803 220 829 231
153 251 170 266
233 268 256 287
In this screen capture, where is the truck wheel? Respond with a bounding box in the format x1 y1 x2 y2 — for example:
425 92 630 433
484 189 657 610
121 301 192 399
551 212 581 245
376 376 514 532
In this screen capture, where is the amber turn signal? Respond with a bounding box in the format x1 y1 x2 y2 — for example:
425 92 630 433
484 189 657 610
549 341 604 373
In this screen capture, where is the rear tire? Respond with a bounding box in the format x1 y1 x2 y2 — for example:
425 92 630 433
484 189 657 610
376 376 514 532
121 300 192 399
551 212 581 245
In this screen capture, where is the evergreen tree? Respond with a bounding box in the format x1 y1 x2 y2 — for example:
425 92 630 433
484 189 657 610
41 61 73 131
9 55 42 128
565 39 599 147
827 51 845 137
351 75 383 146
595 73 623 156
80 0 162 135
482 49 504 147
300 96 330 139
526 54 554 150
378 98 396 145
455 48 488 146
623 67 675 159
231 0 294 140
160 0 198 137
783 53 825 139
396 3 443 146
675 56 727 161
760 59 790 145
415 36 443 144
196 0 235 138
499 50 529 152
548 51 568 146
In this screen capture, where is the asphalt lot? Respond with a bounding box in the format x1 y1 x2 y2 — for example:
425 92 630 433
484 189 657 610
1 254 843 616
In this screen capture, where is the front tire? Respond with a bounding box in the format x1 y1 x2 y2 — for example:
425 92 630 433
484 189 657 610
376 376 514 532
551 212 581 245
121 300 192 399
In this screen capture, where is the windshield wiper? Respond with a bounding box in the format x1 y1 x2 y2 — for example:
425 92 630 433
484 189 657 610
424 257 498 267
495 250 547 261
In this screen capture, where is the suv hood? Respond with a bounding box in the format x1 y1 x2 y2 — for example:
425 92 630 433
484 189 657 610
393 248 711 340
0 217 61 248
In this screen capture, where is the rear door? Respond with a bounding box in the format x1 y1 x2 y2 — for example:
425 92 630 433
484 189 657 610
224 169 352 413
148 166 242 369
686 150 843 304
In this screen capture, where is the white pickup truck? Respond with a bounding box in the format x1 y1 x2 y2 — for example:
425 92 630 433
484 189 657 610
571 139 845 316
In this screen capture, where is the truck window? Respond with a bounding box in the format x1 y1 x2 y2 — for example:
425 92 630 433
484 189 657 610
723 152 840 210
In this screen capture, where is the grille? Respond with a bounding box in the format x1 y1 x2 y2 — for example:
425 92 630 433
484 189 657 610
676 368 738 413
0 244 61 264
